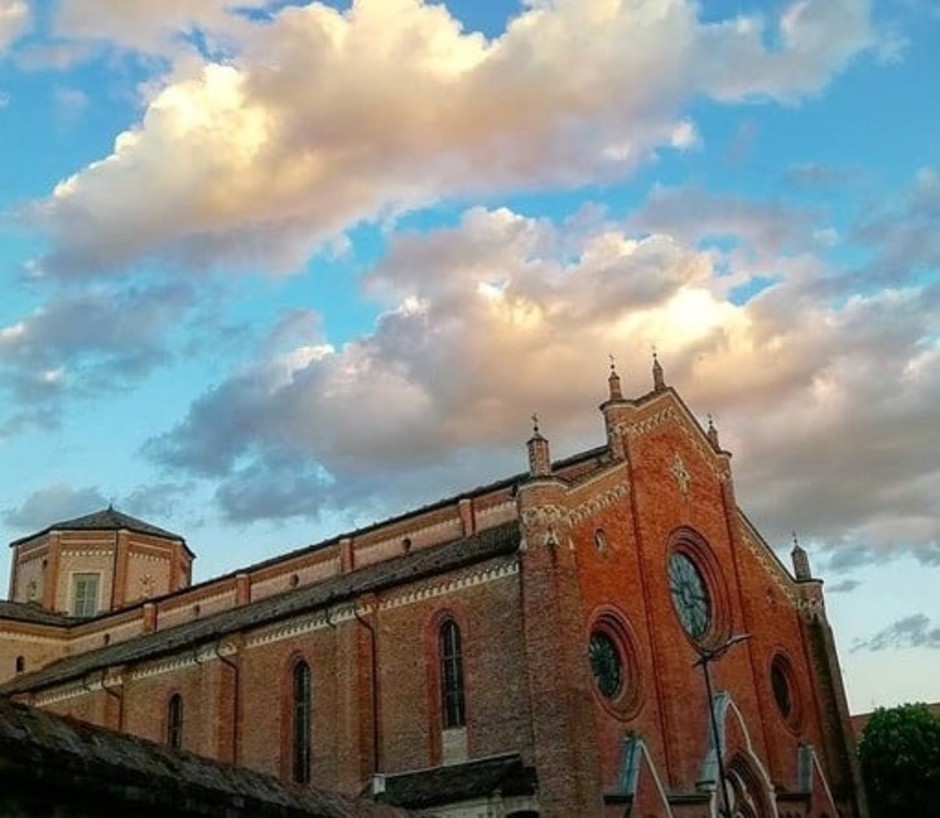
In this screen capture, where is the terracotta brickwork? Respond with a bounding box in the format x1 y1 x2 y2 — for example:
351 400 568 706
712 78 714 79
9 510 193 620
0 366 867 818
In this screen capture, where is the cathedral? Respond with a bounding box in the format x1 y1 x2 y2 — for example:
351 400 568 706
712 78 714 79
0 361 867 817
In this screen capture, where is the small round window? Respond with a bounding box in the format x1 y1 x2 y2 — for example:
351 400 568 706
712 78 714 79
589 632 623 699
772 662 791 717
587 611 644 719
770 653 801 729
667 551 712 641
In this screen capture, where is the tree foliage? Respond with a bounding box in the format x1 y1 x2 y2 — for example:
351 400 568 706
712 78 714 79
858 703 940 818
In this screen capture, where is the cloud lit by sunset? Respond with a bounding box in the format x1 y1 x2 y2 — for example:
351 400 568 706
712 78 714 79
1 0 937 710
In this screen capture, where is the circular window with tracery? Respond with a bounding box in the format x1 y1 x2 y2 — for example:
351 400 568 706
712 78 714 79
587 610 642 719
666 529 731 647
589 632 622 698
668 551 711 641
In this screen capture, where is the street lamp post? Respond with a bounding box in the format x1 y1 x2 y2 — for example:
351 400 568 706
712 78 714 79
693 633 751 818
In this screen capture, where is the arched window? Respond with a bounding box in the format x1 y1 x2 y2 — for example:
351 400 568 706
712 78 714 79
167 693 183 750
291 660 311 784
15 656 24 674
440 619 465 729
726 754 772 818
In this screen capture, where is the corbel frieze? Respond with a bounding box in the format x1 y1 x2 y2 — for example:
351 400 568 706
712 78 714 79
520 505 569 528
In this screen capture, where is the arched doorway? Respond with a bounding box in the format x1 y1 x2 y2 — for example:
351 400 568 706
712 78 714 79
723 754 772 818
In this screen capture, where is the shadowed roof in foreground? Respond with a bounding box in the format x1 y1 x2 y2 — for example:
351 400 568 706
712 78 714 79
0 696 413 817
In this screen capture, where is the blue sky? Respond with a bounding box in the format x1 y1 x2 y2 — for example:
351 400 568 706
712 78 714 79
1 0 938 711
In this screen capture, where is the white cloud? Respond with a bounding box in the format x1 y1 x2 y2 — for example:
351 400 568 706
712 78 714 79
4 484 108 530
853 614 940 652
49 0 272 59
30 0 874 276
144 193 940 570
53 86 89 118
0 281 197 430
669 119 701 151
0 0 28 54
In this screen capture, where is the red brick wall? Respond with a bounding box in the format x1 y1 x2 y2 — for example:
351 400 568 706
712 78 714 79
46 553 527 799
5 389 862 818
562 392 849 814
0 626 67 685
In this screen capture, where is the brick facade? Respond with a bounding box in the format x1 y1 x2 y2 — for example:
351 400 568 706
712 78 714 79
0 364 867 817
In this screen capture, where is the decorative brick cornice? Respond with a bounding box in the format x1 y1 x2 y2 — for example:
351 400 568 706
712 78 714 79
130 654 199 681
379 558 519 612
622 406 678 438
476 500 517 523
246 558 520 649
129 552 171 564
620 404 731 482
520 505 569 528
246 609 345 649
0 631 65 645
130 641 238 680
568 483 629 525
520 484 629 529
739 529 797 604
676 421 731 482
35 682 87 707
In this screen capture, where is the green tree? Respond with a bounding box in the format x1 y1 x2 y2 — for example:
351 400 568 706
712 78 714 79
858 703 940 818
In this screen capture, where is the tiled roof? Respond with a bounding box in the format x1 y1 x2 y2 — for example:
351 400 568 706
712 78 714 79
230 443 609 581
9 506 184 547
0 600 73 626
0 697 412 817
377 753 537 810
1 520 521 696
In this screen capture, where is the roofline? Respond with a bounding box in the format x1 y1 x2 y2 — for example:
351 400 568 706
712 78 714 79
9 523 193 558
736 507 800 585
1 522 521 696
0 602 76 629
151 440 610 593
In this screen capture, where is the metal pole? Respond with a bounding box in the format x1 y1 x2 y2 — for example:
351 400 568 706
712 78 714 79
702 655 733 817
694 633 750 818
